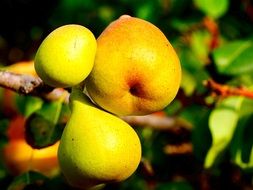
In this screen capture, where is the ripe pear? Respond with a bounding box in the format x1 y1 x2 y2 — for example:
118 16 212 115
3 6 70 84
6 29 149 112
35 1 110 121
58 87 142 189
35 24 96 88
86 15 181 116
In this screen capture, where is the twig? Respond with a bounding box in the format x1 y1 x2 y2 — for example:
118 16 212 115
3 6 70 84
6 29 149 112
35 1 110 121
163 143 193 154
0 70 52 95
0 70 192 131
0 70 70 103
122 115 192 131
203 17 220 50
204 79 253 99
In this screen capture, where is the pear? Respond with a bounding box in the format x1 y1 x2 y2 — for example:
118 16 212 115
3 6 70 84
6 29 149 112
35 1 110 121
86 15 181 116
35 24 96 88
58 87 142 189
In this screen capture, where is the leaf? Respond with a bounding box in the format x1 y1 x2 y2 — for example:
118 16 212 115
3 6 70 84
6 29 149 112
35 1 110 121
23 97 43 117
194 0 229 19
25 113 56 148
136 2 154 20
25 101 65 149
15 95 43 117
229 98 253 170
180 69 197 96
178 47 210 94
36 101 63 124
180 105 212 161
235 148 253 171
204 96 243 168
190 30 211 63
213 40 253 75
164 99 182 115
8 171 48 190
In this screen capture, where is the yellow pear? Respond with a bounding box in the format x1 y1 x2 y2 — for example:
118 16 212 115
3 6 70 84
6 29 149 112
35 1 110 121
35 24 96 88
58 87 142 189
86 15 181 116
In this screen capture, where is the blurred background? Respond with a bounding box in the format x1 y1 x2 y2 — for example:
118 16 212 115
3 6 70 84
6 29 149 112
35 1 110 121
1 0 253 190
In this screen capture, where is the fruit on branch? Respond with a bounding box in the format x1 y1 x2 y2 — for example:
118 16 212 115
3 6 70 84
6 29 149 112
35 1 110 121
3 116 59 177
86 15 181 116
58 87 141 189
35 24 96 88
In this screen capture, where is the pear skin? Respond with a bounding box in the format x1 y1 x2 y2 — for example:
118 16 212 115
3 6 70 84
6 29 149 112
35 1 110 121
35 24 96 88
58 87 142 189
86 15 181 116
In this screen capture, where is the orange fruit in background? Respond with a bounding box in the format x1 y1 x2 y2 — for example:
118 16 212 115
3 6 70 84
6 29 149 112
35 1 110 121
5 60 37 77
3 115 60 177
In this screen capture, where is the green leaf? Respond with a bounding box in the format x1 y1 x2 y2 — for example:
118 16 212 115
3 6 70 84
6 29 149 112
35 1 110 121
231 117 253 170
164 99 182 115
170 18 199 32
190 30 211 63
204 96 243 168
180 69 197 96
36 101 63 124
15 95 43 117
120 173 148 190
234 149 253 170
25 101 65 149
23 97 43 118
180 105 212 160
178 46 210 94
194 0 229 19
8 171 48 190
136 1 156 21
213 40 253 75
25 113 56 148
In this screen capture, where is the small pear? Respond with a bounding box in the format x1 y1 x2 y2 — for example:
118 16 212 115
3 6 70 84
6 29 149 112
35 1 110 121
35 24 96 88
58 87 142 189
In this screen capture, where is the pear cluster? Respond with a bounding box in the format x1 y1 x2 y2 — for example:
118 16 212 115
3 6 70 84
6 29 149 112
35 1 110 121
34 15 181 190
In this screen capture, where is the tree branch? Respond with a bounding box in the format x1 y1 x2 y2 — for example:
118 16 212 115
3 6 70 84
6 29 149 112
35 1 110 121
0 70 71 103
204 79 253 99
0 70 192 131
122 115 192 131
0 70 52 95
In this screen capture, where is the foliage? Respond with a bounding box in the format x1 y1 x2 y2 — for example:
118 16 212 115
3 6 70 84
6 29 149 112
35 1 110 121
1 0 253 189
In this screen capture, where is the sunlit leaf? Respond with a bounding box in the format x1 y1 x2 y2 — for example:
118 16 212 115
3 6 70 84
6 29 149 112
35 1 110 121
190 30 211 63
15 95 43 117
205 96 243 168
180 69 197 96
194 0 229 18
23 97 43 117
213 40 253 75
